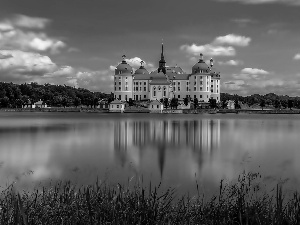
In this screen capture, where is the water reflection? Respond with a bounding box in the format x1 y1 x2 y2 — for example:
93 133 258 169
1 113 300 196
113 119 220 178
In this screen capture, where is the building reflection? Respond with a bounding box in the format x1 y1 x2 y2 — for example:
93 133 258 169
114 119 220 176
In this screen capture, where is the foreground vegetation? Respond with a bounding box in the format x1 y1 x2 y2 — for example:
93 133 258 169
1 173 300 224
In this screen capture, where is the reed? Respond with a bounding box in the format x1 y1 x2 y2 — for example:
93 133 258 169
1 172 300 224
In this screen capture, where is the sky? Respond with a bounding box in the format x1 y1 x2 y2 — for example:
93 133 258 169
0 0 299 96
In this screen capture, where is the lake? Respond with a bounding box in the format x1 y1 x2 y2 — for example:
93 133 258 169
1 112 300 196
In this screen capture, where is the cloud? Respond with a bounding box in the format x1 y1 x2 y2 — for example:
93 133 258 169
294 53 300 60
110 57 156 72
241 68 270 75
218 60 244 66
213 34 251 47
0 50 60 83
12 14 51 29
0 53 13 59
231 18 255 26
76 70 114 92
0 15 65 54
216 0 300 6
180 44 236 57
180 34 251 58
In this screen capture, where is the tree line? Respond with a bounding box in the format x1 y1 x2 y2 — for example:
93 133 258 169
0 82 113 108
221 93 300 109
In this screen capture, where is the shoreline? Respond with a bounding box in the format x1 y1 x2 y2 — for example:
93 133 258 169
1 108 300 114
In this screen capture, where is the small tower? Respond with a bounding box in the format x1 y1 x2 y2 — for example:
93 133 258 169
158 42 166 74
199 53 204 61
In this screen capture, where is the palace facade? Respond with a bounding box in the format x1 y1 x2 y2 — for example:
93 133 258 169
113 44 221 102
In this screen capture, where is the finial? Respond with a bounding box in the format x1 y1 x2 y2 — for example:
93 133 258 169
200 53 203 60
140 60 144 67
122 55 126 61
210 58 214 67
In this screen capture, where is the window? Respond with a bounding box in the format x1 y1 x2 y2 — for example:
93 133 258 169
152 105 153 108
163 91 166 96
217 97 219 100
140 82 142 85
200 87 202 91
119 82 121 85
200 81 203 85
200 95 202 98
126 77 127 80
157 105 159 109
140 87 141 91
115 87 116 91
194 82 196 85
144 95 146 98
117 105 119 108
211 85 213 87
194 87 196 91
178 87 180 91
186 87 189 91
126 82 128 85
119 95 121 100
200 76 202 79
178 95 180 99
211 80 213 82
115 82 116 85
158 86 161 90
194 95 196 99
125 87 128 91
178 82 180 85
144 87 146 91
186 81 189 85
144 82 146 85
211 89 213 92
111 105 113 108
119 87 121 91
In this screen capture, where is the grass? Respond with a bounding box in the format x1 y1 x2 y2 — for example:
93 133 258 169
1 172 300 224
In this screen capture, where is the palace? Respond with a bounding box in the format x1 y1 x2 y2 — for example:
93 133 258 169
113 44 221 103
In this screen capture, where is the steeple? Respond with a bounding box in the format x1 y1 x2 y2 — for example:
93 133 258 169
158 42 166 74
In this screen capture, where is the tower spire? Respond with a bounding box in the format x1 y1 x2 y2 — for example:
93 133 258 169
158 41 166 74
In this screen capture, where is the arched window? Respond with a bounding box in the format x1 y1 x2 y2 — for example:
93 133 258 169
153 86 156 97
158 86 161 91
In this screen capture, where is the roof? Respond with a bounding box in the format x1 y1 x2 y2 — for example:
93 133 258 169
115 61 133 74
34 100 44 105
149 72 171 85
192 59 211 73
149 100 163 105
166 73 189 80
110 100 124 104
134 66 149 75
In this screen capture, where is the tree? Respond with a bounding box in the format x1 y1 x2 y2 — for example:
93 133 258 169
209 98 217 109
74 97 81 108
221 100 227 109
183 97 189 106
274 99 280 109
170 98 178 109
128 98 133 106
260 99 265 110
194 98 198 109
288 100 293 110
163 98 169 109
234 100 240 109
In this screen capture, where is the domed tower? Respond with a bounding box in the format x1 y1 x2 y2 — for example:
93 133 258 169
209 58 221 103
134 61 149 75
192 53 211 74
113 55 134 101
189 53 212 103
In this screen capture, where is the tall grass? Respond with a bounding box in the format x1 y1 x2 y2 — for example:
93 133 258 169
1 172 300 224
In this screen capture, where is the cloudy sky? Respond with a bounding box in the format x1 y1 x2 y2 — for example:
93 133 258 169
0 0 299 96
